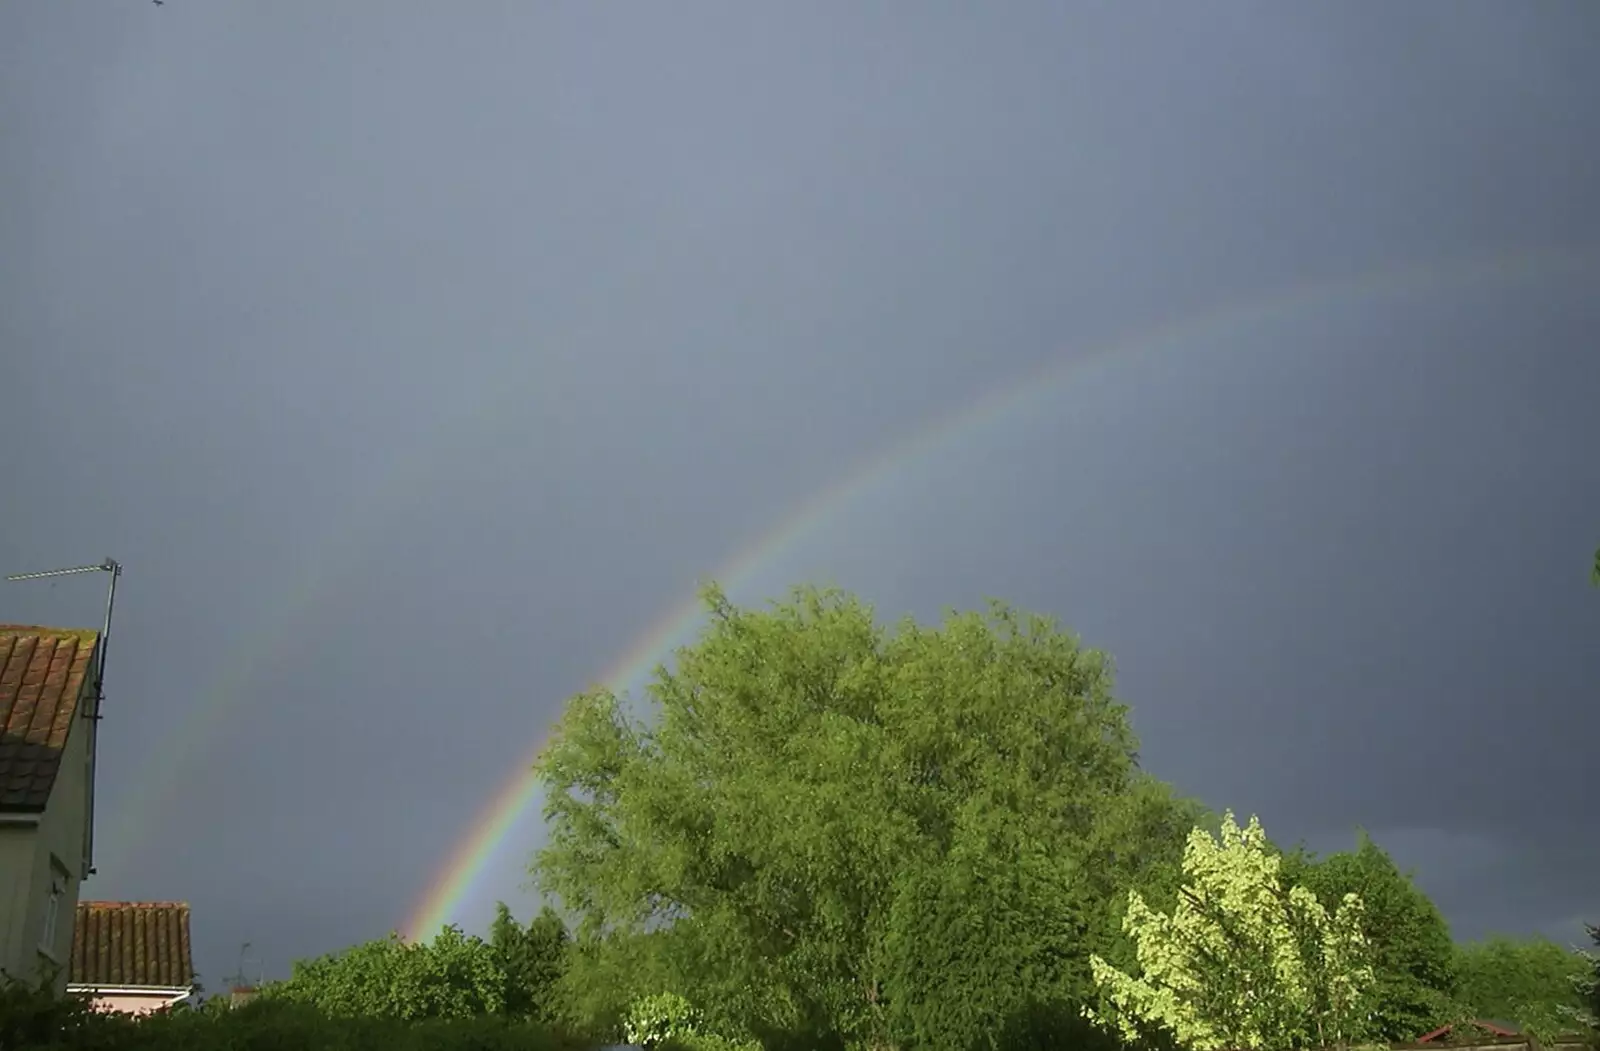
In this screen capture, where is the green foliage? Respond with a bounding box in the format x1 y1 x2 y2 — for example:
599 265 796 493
0 994 593 1051
1280 830 1459 1040
490 903 571 1021
624 991 702 1047
1573 924 1600 1035
657 1030 763 1051
1454 934 1592 1039
0 970 137 1050
879 814 1089 1051
26 579 1546 1050
262 925 507 1021
1088 811 1378 1051
1 964 597 1051
533 583 1187 1047
1076 778 1220 985
1427 995 1589 1049
195 991 239 1016
544 927 677 1038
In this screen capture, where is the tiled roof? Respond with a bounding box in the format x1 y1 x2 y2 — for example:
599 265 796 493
0 625 99 812
69 902 195 990
1416 1020 1522 1042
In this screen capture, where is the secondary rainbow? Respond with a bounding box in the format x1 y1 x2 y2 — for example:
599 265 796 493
401 243 1596 939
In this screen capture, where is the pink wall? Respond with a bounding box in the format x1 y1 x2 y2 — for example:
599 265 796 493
87 991 186 1016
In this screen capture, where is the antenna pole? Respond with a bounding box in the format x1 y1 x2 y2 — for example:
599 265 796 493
226 942 250 988
96 558 121 708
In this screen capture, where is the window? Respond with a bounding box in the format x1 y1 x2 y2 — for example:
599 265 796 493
39 862 68 955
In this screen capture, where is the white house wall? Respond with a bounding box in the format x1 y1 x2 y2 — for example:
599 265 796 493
0 821 40 984
1 672 92 991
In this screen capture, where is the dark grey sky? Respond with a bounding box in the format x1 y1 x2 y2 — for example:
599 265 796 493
3 3 1597 989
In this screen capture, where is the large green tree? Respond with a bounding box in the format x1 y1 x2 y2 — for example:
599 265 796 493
1453 934 1592 1038
532 583 1193 1049
1279 831 1458 1040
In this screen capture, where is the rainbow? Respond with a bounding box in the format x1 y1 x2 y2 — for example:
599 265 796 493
95 393 498 873
400 244 1597 939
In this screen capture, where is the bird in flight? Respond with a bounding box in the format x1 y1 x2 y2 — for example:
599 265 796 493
153 1 163 6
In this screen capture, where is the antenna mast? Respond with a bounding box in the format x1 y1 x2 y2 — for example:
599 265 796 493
5 558 122 878
224 942 251 988
223 941 264 999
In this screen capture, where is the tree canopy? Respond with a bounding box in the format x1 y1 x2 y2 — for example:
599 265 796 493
1576 924 1600 1034
490 903 571 1022
225 578 1596 1050
531 583 1198 1049
262 926 506 1021
1279 831 1458 1040
1452 934 1593 1038
258 908 571 1026
15 575 1594 1050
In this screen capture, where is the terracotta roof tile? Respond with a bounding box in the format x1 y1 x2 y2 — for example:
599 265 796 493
69 902 194 989
0 626 99 812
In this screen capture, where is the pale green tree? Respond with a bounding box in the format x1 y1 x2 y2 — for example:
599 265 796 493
1088 811 1377 1051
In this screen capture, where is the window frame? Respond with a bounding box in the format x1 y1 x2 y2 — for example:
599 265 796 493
38 859 70 959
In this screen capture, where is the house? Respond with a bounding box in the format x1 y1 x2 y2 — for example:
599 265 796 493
67 901 195 1014
1417 1020 1522 1042
0 625 103 991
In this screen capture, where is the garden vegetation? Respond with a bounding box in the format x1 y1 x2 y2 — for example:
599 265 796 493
3 584 1596 1051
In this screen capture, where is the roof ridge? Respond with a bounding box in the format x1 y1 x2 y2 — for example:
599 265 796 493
79 900 191 909
0 624 99 637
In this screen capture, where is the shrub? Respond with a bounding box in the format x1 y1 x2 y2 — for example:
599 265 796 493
261 926 507 1022
0 988 595 1051
0 970 137 1050
659 1033 763 1051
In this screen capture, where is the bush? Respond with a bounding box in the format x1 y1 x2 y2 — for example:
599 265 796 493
623 992 766 1051
1453 935 1594 1042
0 971 137 1050
261 926 508 1022
659 1034 762 1051
0 987 595 1051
